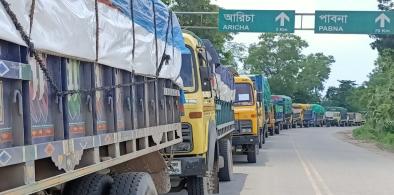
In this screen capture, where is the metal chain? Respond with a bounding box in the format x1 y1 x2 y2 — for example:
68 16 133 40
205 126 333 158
0 0 160 97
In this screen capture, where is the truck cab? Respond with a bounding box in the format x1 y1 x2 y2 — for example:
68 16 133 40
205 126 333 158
325 111 341 126
168 33 235 195
233 76 264 163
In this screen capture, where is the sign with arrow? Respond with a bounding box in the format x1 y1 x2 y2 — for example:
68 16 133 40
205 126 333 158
218 9 295 33
315 11 394 34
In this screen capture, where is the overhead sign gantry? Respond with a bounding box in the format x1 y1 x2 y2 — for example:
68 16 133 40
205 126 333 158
218 9 295 33
177 9 394 35
315 11 394 34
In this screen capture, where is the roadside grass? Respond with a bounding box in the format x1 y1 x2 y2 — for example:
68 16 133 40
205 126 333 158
353 125 394 151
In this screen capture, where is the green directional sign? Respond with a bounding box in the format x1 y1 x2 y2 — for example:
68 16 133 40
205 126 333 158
315 11 394 34
219 9 295 33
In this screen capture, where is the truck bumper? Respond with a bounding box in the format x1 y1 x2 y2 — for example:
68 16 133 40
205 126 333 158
232 135 259 146
169 156 206 177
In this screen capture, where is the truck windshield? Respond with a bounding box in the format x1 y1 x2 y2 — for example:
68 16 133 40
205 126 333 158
180 48 196 92
234 83 253 106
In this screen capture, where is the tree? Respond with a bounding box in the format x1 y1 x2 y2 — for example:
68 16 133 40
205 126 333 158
245 33 333 103
323 80 363 111
370 0 394 52
163 0 235 64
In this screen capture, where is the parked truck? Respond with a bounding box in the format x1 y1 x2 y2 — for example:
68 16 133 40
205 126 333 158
292 106 303 128
355 112 364 126
271 95 293 131
248 75 271 143
168 34 235 194
347 112 356 126
232 75 266 163
0 0 185 194
325 107 347 127
311 104 325 127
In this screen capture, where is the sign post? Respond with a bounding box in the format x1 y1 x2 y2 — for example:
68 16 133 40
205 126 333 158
315 11 394 34
218 9 295 33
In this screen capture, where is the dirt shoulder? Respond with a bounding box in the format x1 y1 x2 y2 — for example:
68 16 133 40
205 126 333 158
336 129 394 158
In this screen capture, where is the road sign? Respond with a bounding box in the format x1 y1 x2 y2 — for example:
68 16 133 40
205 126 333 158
218 9 295 33
315 11 394 34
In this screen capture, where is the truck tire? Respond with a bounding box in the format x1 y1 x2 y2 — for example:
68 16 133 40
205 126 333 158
269 127 274 136
187 176 208 195
274 124 280 134
219 139 233 181
64 173 113 195
109 172 157 195
247 145 257 163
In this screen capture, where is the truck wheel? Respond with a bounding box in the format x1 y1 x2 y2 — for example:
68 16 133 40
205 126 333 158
219 139 233 181
274 125 280 134
187 177 208 195
109 172 157 195
247 145 257 163
64 173 113 195
269 128 274 136
265 128 269 138
262 127 266 144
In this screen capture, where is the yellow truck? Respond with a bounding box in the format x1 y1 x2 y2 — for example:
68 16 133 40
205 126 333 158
232 76 266 163
168 33 235 194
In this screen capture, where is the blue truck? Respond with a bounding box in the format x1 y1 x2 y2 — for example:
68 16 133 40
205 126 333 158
0 1 185 194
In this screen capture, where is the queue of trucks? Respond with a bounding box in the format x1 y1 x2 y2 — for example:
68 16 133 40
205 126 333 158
0 1 368 194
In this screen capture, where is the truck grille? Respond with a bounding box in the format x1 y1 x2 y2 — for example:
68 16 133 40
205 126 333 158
234 120 252 134
172 123 193 152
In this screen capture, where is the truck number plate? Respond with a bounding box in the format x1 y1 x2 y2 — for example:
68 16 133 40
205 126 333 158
168 160 182 175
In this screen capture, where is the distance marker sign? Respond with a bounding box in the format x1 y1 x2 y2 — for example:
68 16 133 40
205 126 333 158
219 9 295 33
315 11 394 34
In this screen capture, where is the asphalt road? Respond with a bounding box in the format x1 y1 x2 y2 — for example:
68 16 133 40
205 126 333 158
169 127 394 195
220 127 394 195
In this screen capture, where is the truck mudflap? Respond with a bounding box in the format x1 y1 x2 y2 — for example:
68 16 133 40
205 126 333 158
232 135 259 146
168 157 206 177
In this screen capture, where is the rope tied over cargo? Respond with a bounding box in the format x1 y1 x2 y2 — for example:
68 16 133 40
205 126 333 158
0 0 61 94
156 11 173 77
0 0 175 97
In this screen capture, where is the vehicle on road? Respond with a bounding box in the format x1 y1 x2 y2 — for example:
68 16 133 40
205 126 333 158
168 34 235 195
325 107 348 127
311 104 326 127
248 75 271 140
347 112 356 126
0 1 185 194
271 95 293 133
292 106 303 128
232 75 266 163
355 112 364 126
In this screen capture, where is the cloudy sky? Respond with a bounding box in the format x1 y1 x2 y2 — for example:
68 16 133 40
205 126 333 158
213 0 379 88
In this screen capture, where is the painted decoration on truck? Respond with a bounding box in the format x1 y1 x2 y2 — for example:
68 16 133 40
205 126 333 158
0 81 3 126
95 65 107 133
29 55 54 143
115 71 125 130
66 59 85 137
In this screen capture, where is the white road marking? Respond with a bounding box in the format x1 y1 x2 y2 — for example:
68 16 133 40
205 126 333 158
307 160 334 195
293 142 323 195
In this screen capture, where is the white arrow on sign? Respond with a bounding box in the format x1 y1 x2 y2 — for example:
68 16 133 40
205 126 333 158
275 12 290 27
375 13 390 28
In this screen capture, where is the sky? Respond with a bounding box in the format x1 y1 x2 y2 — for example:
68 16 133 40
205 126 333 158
213 0 379 89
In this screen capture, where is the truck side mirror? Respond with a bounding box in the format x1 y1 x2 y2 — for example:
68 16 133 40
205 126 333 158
199 66 212 92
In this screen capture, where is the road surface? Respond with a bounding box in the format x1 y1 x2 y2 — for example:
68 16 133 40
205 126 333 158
220 127 394 195
169 127 394 195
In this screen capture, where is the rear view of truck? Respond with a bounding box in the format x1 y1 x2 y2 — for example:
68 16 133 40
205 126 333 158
311 104 325 127
0 1 184 194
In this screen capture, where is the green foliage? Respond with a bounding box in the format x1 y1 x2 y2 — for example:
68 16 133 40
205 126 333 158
370 0 394 53
353 125 394 150
163 0 236 65
323 80 366 112
245 33 333 103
